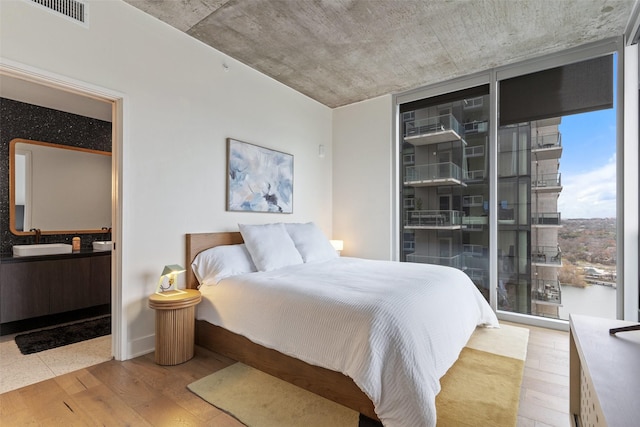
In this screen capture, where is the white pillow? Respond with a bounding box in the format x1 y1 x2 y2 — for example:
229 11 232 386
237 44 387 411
239 223 303 272
191 244 257 286
285 222 338 263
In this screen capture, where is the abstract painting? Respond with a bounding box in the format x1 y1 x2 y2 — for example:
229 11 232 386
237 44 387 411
227 138 293 213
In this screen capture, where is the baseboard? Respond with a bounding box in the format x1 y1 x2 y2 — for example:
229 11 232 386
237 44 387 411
128 333 155 359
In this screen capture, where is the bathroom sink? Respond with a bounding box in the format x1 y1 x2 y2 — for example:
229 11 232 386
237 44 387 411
13 243 73 256
92 241 113 251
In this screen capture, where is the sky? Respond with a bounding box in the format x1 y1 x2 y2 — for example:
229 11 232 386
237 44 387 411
557 108 617 219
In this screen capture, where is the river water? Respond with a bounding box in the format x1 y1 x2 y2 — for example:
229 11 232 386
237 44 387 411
558 283 617 320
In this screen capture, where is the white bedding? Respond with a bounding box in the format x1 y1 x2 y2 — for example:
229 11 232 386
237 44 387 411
196 257 498 427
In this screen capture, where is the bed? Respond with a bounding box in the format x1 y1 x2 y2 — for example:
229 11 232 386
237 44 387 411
186 225 498 427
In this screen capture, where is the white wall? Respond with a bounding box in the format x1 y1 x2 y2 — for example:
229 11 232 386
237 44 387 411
1 0 333 359
333 95 394 260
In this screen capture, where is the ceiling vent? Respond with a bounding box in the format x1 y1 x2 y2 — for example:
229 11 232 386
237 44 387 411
26 0 88 26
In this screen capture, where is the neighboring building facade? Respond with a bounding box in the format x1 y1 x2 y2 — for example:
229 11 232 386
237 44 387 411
400 94 563 319
497 118 563 318
401 90 491 301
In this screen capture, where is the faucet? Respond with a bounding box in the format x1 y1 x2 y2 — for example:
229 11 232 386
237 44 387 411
30 228 41 244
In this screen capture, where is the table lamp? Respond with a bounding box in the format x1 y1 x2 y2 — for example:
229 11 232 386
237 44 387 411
156 264 187 295
330 240 344 255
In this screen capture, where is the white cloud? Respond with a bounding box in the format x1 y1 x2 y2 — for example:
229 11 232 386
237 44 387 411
558 155 616 219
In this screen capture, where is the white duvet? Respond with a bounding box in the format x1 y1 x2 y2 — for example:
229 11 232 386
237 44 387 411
197 257 498 427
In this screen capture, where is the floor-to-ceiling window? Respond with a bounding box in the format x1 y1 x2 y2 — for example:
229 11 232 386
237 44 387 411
395 40 626 325
497 54 617 320
400 85 491 302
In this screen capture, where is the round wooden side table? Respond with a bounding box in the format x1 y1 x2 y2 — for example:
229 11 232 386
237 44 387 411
148 289 202 366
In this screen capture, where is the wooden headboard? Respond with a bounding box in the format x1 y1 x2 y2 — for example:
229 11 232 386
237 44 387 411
185 232 244 289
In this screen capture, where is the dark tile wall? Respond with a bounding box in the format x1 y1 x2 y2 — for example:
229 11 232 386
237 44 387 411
0 98 112 255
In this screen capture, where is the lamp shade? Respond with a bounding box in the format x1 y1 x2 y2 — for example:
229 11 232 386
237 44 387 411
161 264 186 277
330 240 344 251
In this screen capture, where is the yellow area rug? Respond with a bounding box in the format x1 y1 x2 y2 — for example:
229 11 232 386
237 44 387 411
188 324 529 427
436 324 529 427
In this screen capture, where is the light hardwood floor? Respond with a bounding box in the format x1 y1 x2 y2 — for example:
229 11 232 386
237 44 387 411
513 323 571 427
0 323 571 426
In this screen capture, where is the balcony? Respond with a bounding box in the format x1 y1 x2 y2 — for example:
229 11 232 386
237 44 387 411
532 245 562 266
532 173 562 193
462 224 486 232
404 210 463 229
531 279 562 305
532 212 561 226
404 114 465 146
406 253 463 269
532 132 562 160
535 117 561 127
404 162 466 186
462 216 488 228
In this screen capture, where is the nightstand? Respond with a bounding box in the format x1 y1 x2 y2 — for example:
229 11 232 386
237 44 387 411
148 289 202 365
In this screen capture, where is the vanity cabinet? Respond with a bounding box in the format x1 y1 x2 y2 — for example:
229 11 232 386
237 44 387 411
0 252 111 324
0 260 54 322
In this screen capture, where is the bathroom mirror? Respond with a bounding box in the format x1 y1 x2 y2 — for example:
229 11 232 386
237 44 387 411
9 138 112 236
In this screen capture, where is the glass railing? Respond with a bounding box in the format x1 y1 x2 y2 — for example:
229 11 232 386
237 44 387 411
405 162 465 182
462 216 488 225
405 210 463 227
406 253 463 269
532 246 562 265
404 114 463 138
533 173 561 188
531 279 562 304
534 132 562 149
532 212 561 225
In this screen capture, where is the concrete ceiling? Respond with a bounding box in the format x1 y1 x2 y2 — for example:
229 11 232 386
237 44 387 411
124 0 637 108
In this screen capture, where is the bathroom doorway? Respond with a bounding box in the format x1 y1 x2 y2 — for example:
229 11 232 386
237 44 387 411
0 62 123 389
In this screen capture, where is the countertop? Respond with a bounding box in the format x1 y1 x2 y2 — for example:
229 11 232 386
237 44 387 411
0 248 111 263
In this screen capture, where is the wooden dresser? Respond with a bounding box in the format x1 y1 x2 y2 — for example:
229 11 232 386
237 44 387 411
569 314 640 427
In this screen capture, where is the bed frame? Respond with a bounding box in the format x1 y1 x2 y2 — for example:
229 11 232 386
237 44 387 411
186 232 378 420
